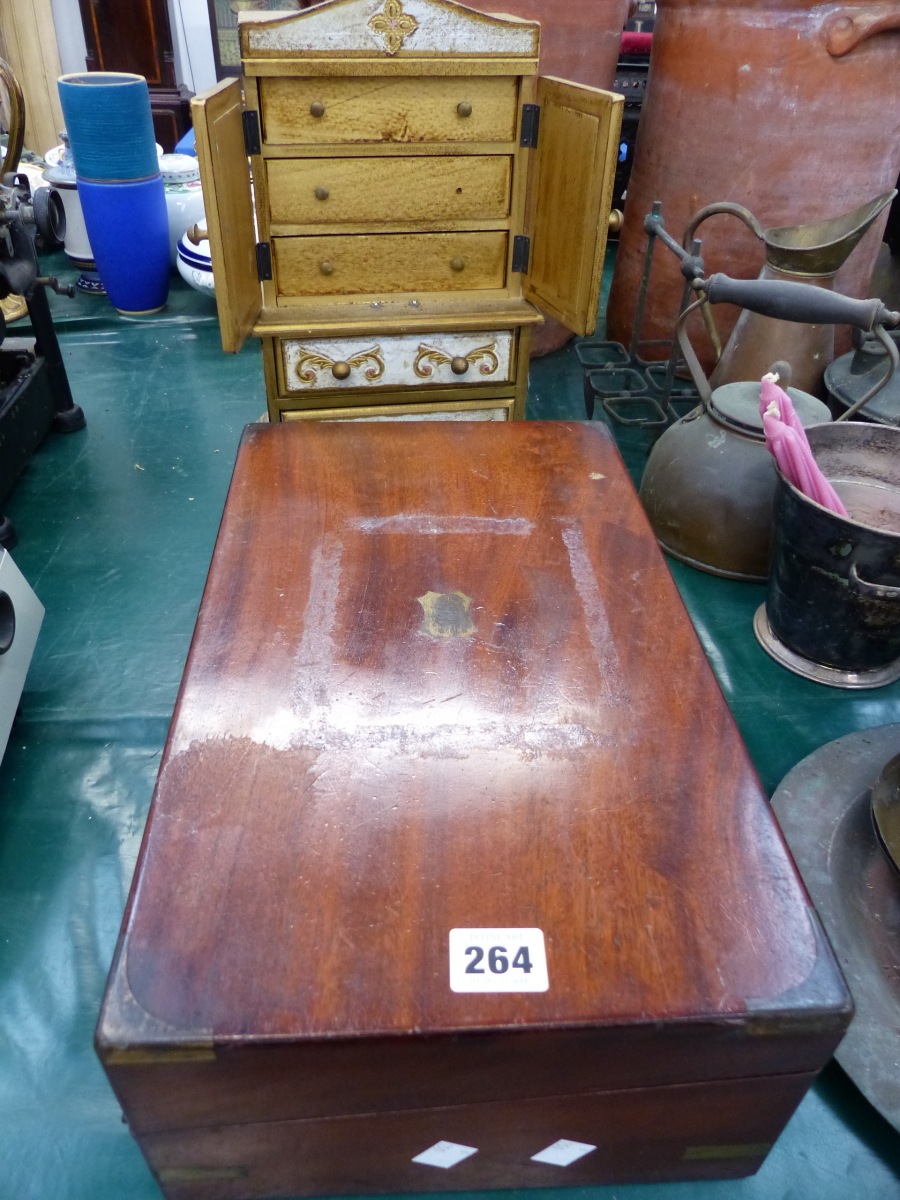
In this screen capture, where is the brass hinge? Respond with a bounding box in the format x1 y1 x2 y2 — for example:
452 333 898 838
256 242 273 281
242 110 261 156
511 235 530 274
520 104 540 148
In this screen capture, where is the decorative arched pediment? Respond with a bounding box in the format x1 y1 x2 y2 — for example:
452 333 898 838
239 0 540 59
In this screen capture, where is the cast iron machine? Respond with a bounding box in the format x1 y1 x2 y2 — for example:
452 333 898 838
0 58 82 549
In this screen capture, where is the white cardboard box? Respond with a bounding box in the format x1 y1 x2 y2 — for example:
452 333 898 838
0 550 44 763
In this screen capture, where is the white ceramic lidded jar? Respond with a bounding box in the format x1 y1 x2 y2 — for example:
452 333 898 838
43 133 105 295
160 154 205 265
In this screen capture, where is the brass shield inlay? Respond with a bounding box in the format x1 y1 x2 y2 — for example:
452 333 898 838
418 591 476 639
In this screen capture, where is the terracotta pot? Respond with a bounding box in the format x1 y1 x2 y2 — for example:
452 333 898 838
465 0 630 88
608 0 900 368
468 0 630 355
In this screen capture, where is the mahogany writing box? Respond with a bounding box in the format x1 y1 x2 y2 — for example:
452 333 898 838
96 421 851 1199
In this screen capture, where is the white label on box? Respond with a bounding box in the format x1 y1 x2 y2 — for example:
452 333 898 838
531 1139 597 1166
412 1141 478 1169
448 927 549 993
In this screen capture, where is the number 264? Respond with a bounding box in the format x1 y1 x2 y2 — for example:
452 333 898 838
464 944 533 974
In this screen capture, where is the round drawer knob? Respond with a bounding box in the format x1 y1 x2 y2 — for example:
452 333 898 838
450 257 466 272
332 361 351 380
310 101 325 118
450 356 469 375
457 101 473 118
320 261 334 276
314 185 329 201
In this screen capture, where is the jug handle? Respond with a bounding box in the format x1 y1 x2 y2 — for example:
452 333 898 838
849 563 900 602
826 4 900 57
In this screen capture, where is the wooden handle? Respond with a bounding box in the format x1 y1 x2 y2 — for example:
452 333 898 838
704 274 893 330
186 223 208 246
826 4 900 56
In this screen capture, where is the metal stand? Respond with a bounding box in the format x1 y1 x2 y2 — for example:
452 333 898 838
579 202 701 429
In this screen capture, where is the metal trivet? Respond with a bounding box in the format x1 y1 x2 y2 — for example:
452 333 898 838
580 202 703 428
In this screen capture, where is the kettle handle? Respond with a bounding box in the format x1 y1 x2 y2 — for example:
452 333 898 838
703 275 898 330
676 274 900 412
826 4 900 57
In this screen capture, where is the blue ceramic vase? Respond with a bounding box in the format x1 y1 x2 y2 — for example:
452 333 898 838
58 72 170 314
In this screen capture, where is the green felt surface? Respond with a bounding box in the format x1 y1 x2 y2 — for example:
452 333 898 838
1 255 900 1200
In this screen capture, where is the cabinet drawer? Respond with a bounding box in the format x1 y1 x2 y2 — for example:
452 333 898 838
267 156 512 227
281 399 513 422
259 76 518 145
273 231 507 297
280 331 515 393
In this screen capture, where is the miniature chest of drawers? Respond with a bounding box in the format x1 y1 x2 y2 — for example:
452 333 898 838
96 422 850 1200
191 0 622 423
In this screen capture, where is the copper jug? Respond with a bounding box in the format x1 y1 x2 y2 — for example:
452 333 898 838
609 0 900 368
707 192 897 396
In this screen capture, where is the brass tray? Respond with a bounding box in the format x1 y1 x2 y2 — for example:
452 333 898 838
772 724 900 1131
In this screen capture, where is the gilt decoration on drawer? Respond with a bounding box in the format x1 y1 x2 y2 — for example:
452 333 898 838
414 342 499 379
295 345 385 383
368 0 419 54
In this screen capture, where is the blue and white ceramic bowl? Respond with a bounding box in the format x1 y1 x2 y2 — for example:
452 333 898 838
176 231 214 298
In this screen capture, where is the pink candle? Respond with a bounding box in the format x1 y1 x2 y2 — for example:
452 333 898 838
760 373 848 517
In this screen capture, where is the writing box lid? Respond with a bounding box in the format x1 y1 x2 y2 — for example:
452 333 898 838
102 422 848 1061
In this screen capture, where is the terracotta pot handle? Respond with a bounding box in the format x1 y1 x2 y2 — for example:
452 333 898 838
826 4 900 57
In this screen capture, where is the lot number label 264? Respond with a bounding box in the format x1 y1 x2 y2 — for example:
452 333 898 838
448 928 549 993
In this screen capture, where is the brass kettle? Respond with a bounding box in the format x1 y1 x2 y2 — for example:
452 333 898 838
639 277 900 580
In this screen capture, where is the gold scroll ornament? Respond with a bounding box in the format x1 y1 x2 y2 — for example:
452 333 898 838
368 0 420 54
295 345 385 383
414 342 499 379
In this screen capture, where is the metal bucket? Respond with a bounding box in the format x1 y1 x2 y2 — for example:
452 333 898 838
758 423 900 688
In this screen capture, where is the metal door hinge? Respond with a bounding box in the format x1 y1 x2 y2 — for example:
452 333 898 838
242 110 261 156
512 235 531 274
256 242 273 281
163 50 175 64
520 104 540 148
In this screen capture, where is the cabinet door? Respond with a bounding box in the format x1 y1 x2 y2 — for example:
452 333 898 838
191 80 260 354
524 77 622 336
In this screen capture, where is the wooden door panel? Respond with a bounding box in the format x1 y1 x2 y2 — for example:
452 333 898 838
524 77 622 335
191 80 261 353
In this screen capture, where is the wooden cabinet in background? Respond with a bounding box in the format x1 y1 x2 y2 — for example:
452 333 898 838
76 0 192 151
192 0 623 423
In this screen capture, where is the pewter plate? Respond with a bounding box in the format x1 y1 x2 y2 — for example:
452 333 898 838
772 724 900 1131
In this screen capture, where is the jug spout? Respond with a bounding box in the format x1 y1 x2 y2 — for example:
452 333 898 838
765 191 897 277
